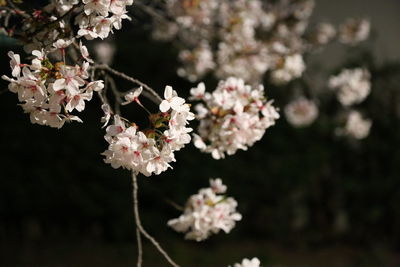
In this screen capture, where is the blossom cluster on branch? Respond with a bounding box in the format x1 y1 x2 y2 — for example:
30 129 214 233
150 0 370 86
191 77 279 159
103 86 194 176
168 178 242 241
2 41 103 128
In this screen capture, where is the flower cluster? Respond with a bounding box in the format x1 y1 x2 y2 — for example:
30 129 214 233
151 0 370 85
308 22 336 46
14 0 133 52
270 53 306 84
75 0 133 40
229 258 261 267
2 42 103 128
337 110 372 139
329 68 371 106
177 42 215 82
168 178 241 241
102 86 194 176
284 97 318 127
190 77 279 159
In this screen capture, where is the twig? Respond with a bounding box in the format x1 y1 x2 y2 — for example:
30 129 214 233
28 3 80 38
164 198 184 211
134 1 169 23
93 64 163 104
131 172 180 267
105 74 121 115
136 228 143 267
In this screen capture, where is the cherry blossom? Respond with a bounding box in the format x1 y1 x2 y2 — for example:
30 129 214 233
168 179 242 241
339 18 370 45
191 77 279 159
103 86 194 176
285 97 319 127
2 41 103 128
159 85 186 112
122 87 143 106
329 68 371 106
337 110 372 140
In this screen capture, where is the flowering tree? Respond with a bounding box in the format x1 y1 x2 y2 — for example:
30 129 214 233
0 0 374 266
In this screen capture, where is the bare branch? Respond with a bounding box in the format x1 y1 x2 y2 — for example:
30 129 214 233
28 3 81 38
131 172 180 267
136 228 143 267
105 74 121 115
93 64 163 104
164 198 184 211
134 1 169 23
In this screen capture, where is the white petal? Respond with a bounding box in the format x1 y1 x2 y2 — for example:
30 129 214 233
159 100 170 112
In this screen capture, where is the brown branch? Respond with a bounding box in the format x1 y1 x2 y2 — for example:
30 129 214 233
133 1 169 23
105 74 121 115
28 3 81 38
164 198 184 211
93 64 163 104
136 228 143 267
131 172 180 267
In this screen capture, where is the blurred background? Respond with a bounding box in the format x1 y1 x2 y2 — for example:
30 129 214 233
1 0 400 266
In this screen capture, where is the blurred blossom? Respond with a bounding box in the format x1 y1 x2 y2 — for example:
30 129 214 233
177 41 215 82
216 41 271 84
339 18 370 45
230 257 261 267
329 68 371 106
94 42 116 65
338 110 372 139
271 54 306 84
153 0 321 84
311 22 336 46
151 21 179 41
285 97 318 127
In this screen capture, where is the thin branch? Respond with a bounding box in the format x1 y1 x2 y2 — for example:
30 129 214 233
93 64 163 104
134 1 169 23
28 3 81 38
131 172 180 267
105 74 121 115
136 228 143 267
164 198 184 211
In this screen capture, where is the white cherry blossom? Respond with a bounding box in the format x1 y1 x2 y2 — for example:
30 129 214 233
168 179 241 241
191 77 279 159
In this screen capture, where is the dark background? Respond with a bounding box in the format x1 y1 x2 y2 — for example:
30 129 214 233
1 1 400 266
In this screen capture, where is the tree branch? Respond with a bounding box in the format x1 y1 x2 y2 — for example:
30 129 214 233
28 3 81 38
93 64 163 105
131 172 180 267
136 228 143 267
